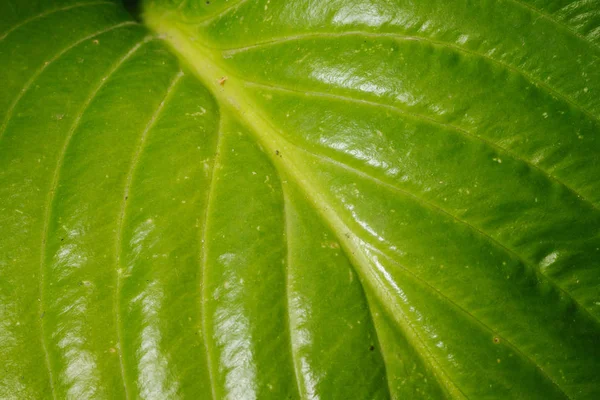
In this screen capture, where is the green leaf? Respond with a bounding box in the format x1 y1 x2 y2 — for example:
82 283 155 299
1 0 599 398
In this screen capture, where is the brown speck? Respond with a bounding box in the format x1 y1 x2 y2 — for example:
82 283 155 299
369 345 375 351
109 347 116 353
218 76 228 86
92 39 99 45
493 336 500 344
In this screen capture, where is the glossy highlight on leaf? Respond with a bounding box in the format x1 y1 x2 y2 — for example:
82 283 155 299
1 0 599 399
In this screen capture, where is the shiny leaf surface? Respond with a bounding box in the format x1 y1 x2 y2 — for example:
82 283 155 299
1 0 599 398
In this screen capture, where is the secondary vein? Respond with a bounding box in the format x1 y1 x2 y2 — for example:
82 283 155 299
502 0 599 51
0 21 138 142
218 31 600 124
0 1 116 41
242 80 600 213
38 35 154 399
198 110 225 400
113 69 183 400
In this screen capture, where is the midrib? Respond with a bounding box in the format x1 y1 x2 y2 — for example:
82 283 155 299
144 10 466 399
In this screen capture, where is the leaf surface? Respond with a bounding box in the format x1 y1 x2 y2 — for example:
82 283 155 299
1 0 599 399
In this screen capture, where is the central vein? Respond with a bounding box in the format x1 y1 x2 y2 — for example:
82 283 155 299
144 10 465 398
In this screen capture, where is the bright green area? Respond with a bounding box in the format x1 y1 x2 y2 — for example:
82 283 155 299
1 0 599 399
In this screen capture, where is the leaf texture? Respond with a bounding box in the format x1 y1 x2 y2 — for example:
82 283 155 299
0 0 599 399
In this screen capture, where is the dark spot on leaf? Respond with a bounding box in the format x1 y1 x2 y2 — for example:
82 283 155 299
493 336 500 344
369 345 375 351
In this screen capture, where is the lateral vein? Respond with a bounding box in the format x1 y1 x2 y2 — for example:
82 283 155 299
502 0 599 51
38 36 154 399
113 69 183 400
198 110 225 400
242 80 600 213
0 21 138 142
218 31 600 124
0 1 116 41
